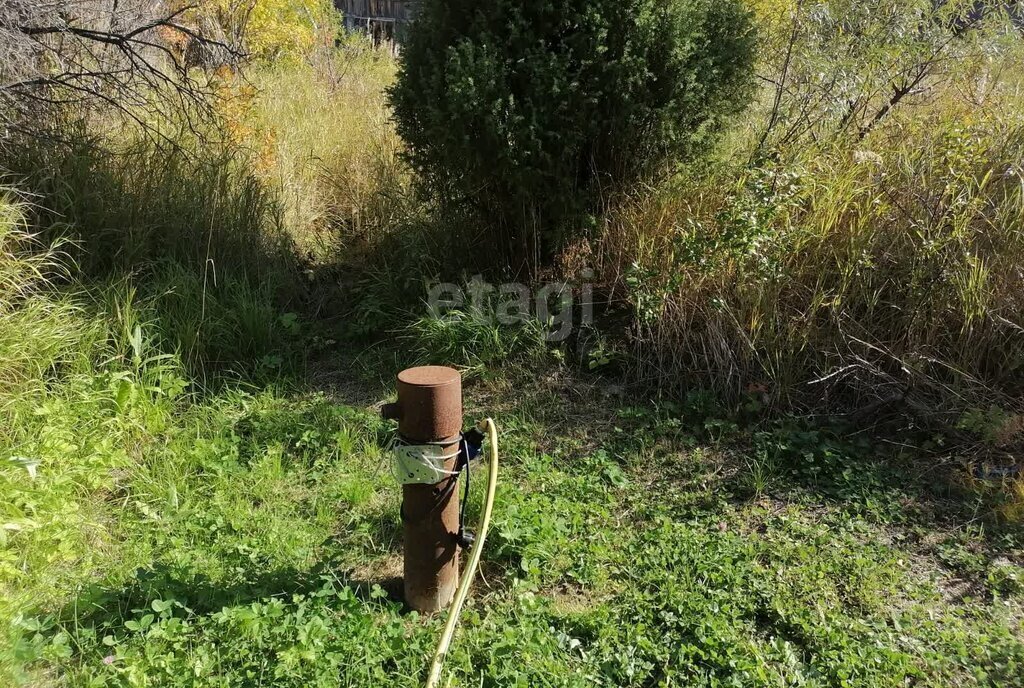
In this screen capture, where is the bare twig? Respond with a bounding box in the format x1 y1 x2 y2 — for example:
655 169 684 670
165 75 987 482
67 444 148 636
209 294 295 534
0 0 245 138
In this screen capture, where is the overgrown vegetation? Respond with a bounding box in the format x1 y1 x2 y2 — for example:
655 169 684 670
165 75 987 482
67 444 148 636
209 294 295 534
601 115 1024 413
0 0 1023 685
594 0 1024 420
389 0 757 269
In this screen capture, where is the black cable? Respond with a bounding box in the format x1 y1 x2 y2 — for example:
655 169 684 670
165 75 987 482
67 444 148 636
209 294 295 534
399 467 460 523
397 433 477 551
456 436 477 550
460 437 470 529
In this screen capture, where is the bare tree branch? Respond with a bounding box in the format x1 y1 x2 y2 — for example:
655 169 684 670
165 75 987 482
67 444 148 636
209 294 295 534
0 0 245 139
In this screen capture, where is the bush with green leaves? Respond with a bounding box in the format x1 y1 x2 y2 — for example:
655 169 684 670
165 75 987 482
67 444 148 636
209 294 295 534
389 0 756 269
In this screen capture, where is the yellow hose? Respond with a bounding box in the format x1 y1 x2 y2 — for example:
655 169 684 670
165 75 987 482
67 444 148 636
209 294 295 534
425 418 499 688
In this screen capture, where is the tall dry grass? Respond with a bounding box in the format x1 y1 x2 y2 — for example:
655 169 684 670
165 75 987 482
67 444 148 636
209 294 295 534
0 105 313 376
0 192 95 409
598 101 1024 420
244 39 415 260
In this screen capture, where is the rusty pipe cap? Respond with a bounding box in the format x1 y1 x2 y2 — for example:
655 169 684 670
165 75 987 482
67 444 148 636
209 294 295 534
388 366 463 442
398 366 461 388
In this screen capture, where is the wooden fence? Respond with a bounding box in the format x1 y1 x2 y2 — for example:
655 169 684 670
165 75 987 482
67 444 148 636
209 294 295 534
336 0 417 47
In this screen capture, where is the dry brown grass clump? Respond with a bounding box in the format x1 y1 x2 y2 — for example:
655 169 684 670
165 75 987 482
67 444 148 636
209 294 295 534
597 107 1024 418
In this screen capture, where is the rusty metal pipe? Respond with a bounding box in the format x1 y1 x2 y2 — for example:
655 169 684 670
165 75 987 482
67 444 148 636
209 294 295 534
384 366 462 613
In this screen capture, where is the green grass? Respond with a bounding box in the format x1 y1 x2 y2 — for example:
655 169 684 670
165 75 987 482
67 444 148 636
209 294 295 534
404 307 552 378
5 368 1023 686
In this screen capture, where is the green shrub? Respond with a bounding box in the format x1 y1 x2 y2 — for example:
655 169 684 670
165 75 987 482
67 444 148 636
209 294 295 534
390 0 756 269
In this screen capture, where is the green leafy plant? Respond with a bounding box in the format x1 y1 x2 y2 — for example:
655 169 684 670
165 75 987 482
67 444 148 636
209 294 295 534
389 0 756 268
